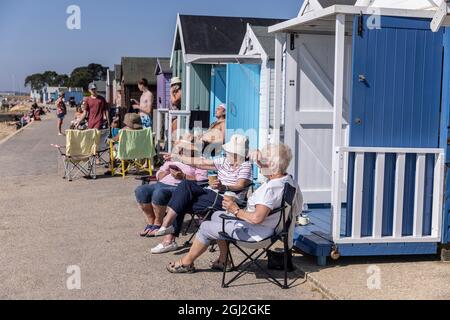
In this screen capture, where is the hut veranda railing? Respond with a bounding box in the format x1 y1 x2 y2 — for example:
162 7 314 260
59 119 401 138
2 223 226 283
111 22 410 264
326 14 445 245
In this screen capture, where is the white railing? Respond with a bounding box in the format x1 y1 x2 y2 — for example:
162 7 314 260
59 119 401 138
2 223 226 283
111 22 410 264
156 109 191 152
332 146 445 244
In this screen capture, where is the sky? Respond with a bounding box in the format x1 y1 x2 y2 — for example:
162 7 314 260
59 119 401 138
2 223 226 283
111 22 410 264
0 0 301 92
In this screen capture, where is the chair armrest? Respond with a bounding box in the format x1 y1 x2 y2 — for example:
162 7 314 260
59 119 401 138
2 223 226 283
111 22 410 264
196 180 209 187
219 213 242 221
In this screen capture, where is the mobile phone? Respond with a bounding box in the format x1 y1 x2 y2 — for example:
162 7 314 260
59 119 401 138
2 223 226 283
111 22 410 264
169 165 181 172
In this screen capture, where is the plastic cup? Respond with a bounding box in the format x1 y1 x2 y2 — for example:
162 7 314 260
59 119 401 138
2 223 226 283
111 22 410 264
208 174 218 187
223 191 238 203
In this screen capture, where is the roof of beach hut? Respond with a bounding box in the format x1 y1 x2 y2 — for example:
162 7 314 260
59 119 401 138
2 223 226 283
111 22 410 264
155 58 172 75
248 25 277 59
121 57 167 86
171 14 286 64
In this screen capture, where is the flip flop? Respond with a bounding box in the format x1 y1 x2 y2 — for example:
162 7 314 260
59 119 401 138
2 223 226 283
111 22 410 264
146 226 162 237
139 225 155 237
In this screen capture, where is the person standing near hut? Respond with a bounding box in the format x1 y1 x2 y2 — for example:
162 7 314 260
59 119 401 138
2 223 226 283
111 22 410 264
170 77 182 134
131 78 154 130
77 83 110 130
56 91 67 136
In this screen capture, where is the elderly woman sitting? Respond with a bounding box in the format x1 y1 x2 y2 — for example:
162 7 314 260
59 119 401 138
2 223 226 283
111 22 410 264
166 143 303 273
135 135 208 237
149 134 253 254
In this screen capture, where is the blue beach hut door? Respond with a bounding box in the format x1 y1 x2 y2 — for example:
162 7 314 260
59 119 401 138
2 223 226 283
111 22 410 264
344 16 444 244
210 65 227 124
226 64 261 176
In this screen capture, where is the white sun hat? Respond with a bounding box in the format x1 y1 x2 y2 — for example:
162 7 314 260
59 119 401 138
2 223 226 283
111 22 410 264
222 134 249 158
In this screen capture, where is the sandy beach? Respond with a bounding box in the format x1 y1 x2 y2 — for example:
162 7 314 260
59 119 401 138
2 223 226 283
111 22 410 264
0 122 16 142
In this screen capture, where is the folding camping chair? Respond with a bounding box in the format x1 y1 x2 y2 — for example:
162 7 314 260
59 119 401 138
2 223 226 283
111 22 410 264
52 129 101 182
110 128 155 178
96 129 111 167
219 182 298 289
182 182 255 254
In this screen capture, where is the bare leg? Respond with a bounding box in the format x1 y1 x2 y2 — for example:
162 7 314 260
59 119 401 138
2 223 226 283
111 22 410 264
160 207 177 228
161 234 176 245
181 239 209 266
57 119 63 134
139 203 155 225
152 204 166 227
217 240 229 263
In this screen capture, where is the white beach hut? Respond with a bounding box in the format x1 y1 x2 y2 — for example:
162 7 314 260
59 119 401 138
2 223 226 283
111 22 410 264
269 0 450 265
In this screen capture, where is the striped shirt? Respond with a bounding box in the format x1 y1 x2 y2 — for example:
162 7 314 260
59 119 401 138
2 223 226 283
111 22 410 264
213 157 252 200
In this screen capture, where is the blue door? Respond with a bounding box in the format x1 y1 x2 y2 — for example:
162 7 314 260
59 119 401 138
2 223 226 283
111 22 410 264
347 16 444 238
226 64 261 150
210 65 227 124
350 16 443 148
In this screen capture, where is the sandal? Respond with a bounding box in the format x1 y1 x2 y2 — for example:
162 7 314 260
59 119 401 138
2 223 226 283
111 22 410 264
210 259 233 272
139 225 155 237
167 260 195 274
146 226 161 237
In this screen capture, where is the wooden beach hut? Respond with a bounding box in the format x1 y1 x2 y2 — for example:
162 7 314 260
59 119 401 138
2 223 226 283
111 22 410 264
106 70 115 105
120 57 161 111
238 24 280 152
269 0 450 265
168 14 284 150
154 58 172 110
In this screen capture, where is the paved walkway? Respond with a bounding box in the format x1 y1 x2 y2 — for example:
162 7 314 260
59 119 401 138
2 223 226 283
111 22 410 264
0 112 323 300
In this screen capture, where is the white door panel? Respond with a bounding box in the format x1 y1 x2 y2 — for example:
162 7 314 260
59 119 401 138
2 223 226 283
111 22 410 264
286 34 352 204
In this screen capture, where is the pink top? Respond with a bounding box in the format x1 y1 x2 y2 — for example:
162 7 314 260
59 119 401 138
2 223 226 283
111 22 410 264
157 161 208 186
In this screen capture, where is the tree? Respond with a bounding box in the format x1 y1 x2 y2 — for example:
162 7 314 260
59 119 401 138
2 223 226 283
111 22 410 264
69 64 108 90
24 63 108 91
24 73 46 91
69 67 93 90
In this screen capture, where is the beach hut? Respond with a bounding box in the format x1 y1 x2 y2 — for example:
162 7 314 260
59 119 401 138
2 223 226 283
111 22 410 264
120 57 162 111
169 14 284 150
106 70 115 105
154 58 172 110
64 88 84 105
113 64 122 108
269 0 450 265
238 24 280 151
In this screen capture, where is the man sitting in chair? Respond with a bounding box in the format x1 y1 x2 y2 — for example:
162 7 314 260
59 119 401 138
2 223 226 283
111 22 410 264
166 144 303 273
135 135 208 237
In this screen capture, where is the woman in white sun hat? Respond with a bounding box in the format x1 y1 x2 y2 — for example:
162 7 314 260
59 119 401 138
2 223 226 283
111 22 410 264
149 134 253 254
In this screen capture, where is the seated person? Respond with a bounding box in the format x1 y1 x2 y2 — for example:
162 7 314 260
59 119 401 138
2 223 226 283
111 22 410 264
106 113 144 175
110 117 120 138
111 113 142 142
135 137 208 237
201 104 226 157
150 134 253 254
70 107 87 130
166 143 303 273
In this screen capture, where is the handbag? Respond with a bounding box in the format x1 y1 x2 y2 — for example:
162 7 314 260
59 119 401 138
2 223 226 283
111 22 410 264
267 249 295 272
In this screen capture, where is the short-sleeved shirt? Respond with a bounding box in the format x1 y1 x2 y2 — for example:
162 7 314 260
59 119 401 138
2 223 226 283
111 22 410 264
247 175 295 229
212 157 252 200
84 95 108 129
158 161 208 186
